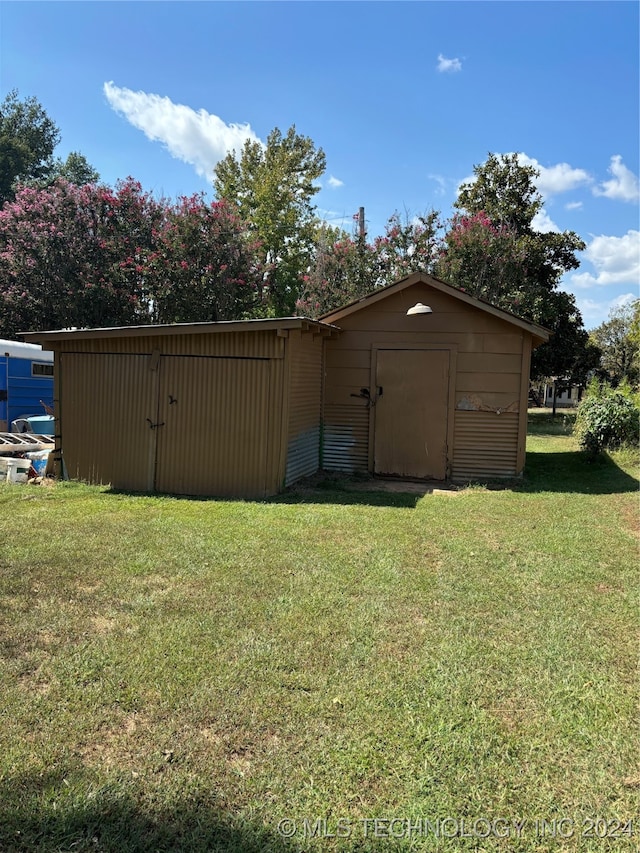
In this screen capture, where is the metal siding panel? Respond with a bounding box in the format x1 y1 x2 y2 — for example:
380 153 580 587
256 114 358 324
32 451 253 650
53 331 282 359
285 332 323 485
59 353 156 490
322 404 370 473
155 356 273 498
451 410 519 479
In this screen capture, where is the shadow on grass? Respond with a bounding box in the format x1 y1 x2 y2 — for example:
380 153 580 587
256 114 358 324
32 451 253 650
519 449 639 494
106 482 422 509
0 768 297 853
270 486 422 508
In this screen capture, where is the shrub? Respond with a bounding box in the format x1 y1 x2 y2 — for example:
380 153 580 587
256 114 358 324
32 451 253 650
575 388 639 454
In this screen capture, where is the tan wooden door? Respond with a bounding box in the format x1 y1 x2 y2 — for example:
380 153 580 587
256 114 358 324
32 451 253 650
155 356 272 497
374 349 449 479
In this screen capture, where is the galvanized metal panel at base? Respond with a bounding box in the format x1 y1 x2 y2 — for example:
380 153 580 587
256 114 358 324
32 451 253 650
451 410 520 479
285 331 323 485
322 404 370 473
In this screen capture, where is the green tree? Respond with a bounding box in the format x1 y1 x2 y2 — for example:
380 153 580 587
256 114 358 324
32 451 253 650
436 152 589 383
51 151 100 186
213 125 326 316
455 152 542 232
589 302 640 387
0 90 60 204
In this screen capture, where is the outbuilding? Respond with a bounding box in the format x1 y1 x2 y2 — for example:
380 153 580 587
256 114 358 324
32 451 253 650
320 272 549 481
23 272 549 496
22 318 336 498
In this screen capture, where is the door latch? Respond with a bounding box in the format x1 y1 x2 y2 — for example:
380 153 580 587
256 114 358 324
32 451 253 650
146 418 165 430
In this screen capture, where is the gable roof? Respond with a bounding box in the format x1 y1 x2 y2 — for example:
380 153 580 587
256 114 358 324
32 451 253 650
320 272 551 345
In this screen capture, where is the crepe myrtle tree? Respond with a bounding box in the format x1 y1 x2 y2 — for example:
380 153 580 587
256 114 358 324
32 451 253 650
297 210 443 318
0 177 265 337
372 209 442 285
297 224 377 317
149 195 263 324
0 177 166 336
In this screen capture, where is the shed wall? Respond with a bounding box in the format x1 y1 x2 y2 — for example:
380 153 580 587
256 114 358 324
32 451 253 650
51 330 288 497
323 283 530 479
284 329 324 485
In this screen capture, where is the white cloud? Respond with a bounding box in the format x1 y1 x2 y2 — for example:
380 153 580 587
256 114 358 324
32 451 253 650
317 209 352 231
565 201 583 211
456 153 591 205
427 173 447 196
531 209 559 233
573 292 637 329
593 154 640 203
103 82 261 180
570 230 640 288
327 175 344 188
516 154 592 197
437 54 462 73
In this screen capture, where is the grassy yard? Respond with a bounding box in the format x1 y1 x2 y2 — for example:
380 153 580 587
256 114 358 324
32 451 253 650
0 418 638 852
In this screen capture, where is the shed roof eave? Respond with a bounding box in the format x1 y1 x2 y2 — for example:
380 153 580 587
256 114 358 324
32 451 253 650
20 316 340 346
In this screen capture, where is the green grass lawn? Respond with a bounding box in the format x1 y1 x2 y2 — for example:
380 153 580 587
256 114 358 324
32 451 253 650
0 421 638 852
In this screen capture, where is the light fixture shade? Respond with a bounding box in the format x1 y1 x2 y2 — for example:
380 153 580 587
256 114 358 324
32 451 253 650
406 302 433 316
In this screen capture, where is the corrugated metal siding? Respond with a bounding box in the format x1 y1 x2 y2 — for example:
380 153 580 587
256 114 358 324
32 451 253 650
57 350 284 497
322 404 370 472
54 331 283 359
59 352 157 490
451 410 519 480
285 332 323 485
155 356 276 498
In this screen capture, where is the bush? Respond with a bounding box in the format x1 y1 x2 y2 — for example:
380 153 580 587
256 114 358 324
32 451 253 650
575 388 639 454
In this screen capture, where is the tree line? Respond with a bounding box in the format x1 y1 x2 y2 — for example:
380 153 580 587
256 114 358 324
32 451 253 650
1 90 637 387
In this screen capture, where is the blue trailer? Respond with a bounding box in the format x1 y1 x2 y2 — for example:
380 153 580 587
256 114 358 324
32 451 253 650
0 340 54 432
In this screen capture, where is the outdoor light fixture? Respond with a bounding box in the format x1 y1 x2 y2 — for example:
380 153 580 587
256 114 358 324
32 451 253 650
406 303 433 316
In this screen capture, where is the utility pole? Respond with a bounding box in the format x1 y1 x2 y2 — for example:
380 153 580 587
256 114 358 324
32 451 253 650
358 207 365 240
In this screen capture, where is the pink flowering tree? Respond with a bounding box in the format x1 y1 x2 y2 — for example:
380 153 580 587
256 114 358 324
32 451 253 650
0 179 265 337
372 210 442 285
296 225 377 317
150 195 262 323
0 178 166 336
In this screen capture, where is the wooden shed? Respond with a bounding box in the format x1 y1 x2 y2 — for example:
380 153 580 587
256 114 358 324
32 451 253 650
320 272 549 482
23 318 336 498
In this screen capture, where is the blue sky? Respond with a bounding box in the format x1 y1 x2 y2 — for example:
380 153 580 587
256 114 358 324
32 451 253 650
2 0 638 328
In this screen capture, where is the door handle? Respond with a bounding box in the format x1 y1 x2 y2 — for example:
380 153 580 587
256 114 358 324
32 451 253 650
146 418 165 430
